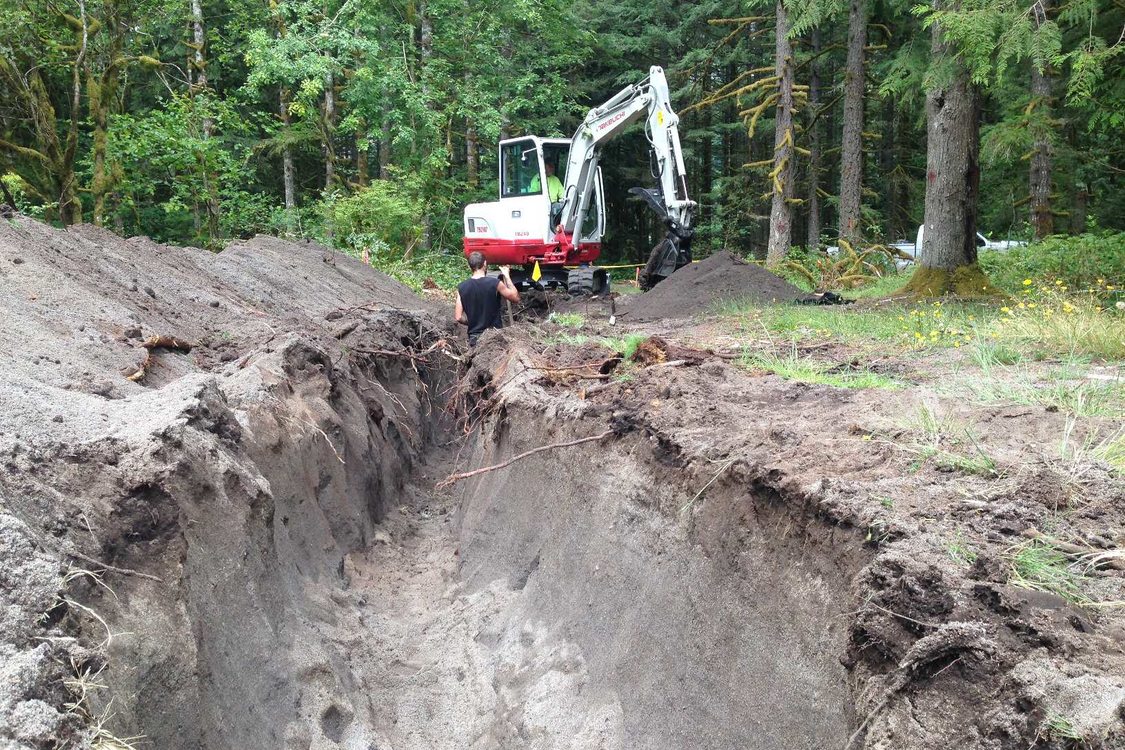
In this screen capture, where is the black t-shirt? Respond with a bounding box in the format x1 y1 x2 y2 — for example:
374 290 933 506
457 276 503 339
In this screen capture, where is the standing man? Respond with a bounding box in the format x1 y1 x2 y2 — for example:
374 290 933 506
454 251 521 346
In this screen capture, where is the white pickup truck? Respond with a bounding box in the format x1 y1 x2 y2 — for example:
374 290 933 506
827 225 1025 269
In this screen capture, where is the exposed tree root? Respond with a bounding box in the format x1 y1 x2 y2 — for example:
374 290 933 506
436 429 615 489
124 335 194 382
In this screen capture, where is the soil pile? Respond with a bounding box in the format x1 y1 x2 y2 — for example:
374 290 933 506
0 217 455 749
621 250 803 320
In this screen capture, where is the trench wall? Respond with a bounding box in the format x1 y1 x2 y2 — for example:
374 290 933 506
455 411 864 749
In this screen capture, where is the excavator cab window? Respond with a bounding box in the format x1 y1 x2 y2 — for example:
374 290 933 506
500 139 541 199
542 144 569 184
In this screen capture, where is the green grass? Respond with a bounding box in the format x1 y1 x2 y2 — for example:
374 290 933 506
540 330 647 359
946 531 978 567
970 339 1024 371
547 312 586 329
603 333 648 359
1093 432 1125 473
959 372 1125 419
742 345 902 389
1042 712 1084 742
715 302 910 343
847 270 914 299
1009 540 1092 605
899 404 999 477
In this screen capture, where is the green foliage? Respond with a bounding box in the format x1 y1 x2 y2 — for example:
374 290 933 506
100 95 274 246
379 253 466 292
325 175 424 258
978 233 1125 295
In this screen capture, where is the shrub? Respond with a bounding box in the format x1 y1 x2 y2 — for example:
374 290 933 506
324 173 424 259
979 232 1125 296
380 253 466 291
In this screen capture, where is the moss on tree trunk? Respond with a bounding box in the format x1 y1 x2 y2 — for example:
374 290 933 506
896 263 1001 297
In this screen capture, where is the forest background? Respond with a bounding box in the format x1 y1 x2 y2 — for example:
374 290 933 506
0 0 1122 285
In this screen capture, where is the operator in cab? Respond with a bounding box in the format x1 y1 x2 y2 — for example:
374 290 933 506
454 251 520 347
529 161 563 202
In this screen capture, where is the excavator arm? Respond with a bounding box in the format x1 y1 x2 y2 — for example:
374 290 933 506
557 66 696 289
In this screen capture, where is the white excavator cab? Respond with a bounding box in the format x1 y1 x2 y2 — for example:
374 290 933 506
493 136 606 244
464 136 605 288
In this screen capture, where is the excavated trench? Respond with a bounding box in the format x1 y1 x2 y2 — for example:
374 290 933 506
1 220 864 749
80 337 863 750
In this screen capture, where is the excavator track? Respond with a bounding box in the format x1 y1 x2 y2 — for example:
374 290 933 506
567 267 610 296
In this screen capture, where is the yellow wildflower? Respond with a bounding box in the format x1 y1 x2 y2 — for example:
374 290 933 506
1023 279 1033 285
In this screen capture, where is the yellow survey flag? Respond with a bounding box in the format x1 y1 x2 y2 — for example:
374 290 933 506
532 261 542 282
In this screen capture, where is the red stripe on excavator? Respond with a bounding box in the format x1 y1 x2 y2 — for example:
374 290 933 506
462 237 601 267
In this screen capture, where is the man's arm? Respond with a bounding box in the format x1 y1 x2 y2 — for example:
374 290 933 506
497 266 521 303
453 291 468 326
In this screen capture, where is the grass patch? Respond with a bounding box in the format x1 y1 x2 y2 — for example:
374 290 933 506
539 330 647 360
1008 540 1092 605
970 339 1023 371
603 333 647 359
960 372 1124 419
1093 432 1125 473
1042 712 1084 742
946 531 978 567
717 303 914 343
898 404 999 477
989 288 1125 361
546 312 585 329
742 345 902 389
847 270 914 299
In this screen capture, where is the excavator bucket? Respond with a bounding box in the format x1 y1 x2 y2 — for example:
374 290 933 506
639 231 692 291
630 187 693 291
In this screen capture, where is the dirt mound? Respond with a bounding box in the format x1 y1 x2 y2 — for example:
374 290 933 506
0 217 455 749
620 250 803 321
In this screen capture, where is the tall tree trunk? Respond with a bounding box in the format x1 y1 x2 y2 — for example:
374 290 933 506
379 115 391 179
417 0 433 254
92 3 124 227
356 126 369 187
901 13 994 295
272 8 297 216
1071 182 1087 234
1028 0 1053 239
189 0 219 239
324 70 337 190
838 0 866 243
878 96 895 238
57 0 89 224
280 89 297 212
190 0 209 132
806 28 822 249
766 0 795 267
